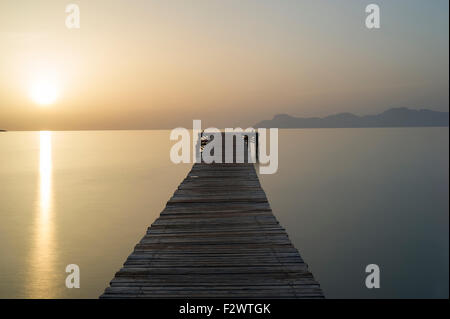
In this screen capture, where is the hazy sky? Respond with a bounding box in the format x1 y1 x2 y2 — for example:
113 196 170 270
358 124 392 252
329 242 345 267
0 0 448 130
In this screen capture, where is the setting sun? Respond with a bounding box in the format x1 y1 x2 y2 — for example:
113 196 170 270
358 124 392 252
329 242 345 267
30 79 59 106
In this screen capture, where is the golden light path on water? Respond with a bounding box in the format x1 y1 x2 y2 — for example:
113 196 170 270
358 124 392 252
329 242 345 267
28 131 57 298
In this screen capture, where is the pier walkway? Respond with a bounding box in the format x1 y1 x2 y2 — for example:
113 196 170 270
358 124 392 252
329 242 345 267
101 133 323 298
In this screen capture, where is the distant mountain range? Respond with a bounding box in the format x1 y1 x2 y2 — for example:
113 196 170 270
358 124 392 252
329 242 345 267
255 108 449 128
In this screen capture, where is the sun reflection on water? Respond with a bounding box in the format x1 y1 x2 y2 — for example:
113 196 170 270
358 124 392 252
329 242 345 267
28 131 57 298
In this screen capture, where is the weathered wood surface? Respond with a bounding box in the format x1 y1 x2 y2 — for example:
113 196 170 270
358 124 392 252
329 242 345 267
101 134 323 298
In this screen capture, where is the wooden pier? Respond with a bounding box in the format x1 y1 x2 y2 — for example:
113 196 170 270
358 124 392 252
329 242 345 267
101 133 323 298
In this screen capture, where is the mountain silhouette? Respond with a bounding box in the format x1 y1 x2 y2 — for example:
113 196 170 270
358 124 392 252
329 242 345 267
255 108 449 128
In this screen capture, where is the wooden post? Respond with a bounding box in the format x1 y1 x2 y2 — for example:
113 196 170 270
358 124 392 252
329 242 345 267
255 132 259 162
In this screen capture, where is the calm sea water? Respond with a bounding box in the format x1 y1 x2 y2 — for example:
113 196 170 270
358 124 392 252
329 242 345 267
0 128 448 298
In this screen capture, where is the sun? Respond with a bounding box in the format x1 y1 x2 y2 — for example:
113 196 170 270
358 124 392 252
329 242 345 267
30 78 59 106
